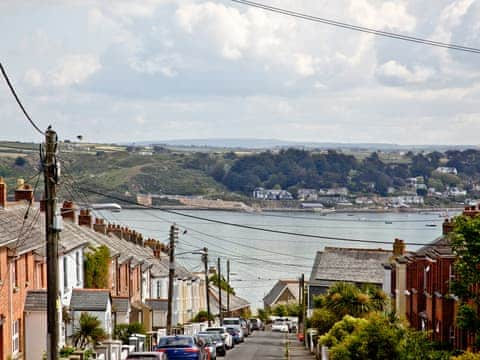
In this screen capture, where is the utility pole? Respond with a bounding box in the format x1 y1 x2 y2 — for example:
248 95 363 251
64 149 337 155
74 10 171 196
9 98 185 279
167 224 178 335
226 259 230 317
218 257 222 325
44 127 60 360
301 273 307 346
202 247 211 327
299 274 304 335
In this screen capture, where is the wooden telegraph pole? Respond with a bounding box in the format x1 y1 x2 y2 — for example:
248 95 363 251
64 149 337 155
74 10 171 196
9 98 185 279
202 247 211 326
218 257 222 324
167 224 178 335
226 259 230 317
44 127 60 360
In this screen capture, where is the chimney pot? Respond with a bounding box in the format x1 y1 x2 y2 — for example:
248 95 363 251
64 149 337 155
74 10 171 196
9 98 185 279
78 208 93 228
0 177 6 208
393 238 406 256
14 178 33 203
93 217 107 235
61 201 76 222
442 218 454 235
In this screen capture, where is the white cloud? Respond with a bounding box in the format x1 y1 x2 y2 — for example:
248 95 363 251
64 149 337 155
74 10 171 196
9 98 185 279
376 60 434 84
349 0 416 31
128 54 181 77
52 54 101 87
176 2 250 60
294 53 317 76
24 68 43 87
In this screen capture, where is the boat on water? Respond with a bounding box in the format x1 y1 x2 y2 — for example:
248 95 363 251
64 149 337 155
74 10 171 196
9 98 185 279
89 203 122 212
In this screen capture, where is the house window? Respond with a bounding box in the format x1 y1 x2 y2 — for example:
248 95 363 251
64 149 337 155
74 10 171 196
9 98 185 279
12 319 19 354
157 281 161 298
13 260 18 288
25 256 29 283
75 252 80 285
63 257 68 291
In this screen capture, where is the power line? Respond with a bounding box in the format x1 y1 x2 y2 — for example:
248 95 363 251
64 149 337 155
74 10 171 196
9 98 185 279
0 63 45 135
229 0 480 54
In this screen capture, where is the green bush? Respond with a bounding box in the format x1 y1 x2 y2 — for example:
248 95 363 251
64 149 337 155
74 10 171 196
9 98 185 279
114 322 146 344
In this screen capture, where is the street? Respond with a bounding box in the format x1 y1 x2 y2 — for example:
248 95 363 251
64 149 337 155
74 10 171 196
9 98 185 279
224 331 287 360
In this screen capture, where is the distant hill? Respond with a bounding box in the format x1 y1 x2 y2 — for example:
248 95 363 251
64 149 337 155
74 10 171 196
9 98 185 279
129 138 478 151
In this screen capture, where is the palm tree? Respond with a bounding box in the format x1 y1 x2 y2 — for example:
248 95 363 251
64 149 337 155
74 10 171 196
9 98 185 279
323 282 386 318
72 313 106 349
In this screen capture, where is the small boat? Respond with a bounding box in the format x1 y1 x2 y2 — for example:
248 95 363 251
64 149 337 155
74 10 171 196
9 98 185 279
425 224 437 227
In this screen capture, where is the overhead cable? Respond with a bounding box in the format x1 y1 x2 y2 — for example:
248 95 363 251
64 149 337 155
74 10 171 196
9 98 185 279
230 0 480 54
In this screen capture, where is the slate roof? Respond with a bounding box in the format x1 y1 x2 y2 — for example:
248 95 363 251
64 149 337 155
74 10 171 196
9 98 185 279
112 297 130 313
0 204 91 256
24 290 47 311
413 235 453 258
146 299 168 311
70 289 111 311
309 247 392 285
263 280 300 307
208 286 250 314
0 203 194 284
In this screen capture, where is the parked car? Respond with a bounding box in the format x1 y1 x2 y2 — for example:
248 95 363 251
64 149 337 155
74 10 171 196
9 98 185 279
271 319 289 333
205 327 234 349
240 318 250 337
225 327 242 344
155 335 207 359
126 352 167 359
249 318 264 331
199 332 226 357
197 333 217 360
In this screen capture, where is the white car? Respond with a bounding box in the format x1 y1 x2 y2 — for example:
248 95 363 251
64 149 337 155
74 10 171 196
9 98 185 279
205 327 234 349
271 320 289 333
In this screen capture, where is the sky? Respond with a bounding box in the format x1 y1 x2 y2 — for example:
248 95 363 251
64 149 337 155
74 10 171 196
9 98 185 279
1 0 480 145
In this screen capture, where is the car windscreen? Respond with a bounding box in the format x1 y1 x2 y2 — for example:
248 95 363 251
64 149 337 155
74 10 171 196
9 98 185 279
206 328 223 333
198 335 212 344
157 337 193 348
223 319 240 325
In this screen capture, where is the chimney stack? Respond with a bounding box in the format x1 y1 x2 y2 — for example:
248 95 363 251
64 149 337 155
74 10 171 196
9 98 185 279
93 218 107 235
0 177 6 208
14 178 34 203
60 201 76 222
442 218 454 235
393 238 406 256
78 208 93 228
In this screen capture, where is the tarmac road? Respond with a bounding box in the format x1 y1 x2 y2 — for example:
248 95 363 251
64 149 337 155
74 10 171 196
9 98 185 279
224 330 286 360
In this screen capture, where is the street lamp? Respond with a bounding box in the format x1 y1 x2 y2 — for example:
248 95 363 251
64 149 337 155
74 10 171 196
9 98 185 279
176 248 211 326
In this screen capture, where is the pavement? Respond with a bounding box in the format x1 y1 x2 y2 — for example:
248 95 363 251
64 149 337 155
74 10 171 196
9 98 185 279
286 334 315 360
222 330 316 360
224 330 287 360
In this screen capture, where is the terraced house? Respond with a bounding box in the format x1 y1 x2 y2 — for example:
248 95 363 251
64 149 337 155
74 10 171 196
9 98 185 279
0 177 206 360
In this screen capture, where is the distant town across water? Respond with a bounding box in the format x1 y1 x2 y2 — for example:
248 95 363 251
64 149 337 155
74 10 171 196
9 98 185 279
99 208 456 309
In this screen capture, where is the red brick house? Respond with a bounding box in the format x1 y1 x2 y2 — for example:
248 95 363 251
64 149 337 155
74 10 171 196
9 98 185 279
0 178 47 360
391 208 480 351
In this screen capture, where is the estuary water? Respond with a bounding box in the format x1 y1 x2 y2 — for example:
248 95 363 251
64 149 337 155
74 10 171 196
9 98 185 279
100 209 454 310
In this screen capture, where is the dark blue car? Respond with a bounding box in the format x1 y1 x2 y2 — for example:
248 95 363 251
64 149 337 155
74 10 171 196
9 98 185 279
155 335 207 360
225 327 241 344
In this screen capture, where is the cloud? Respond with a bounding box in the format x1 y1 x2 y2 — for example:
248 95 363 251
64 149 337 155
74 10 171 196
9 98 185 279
376 60 435 85
52 54 101 87
24 68 43 87
1 0 480 144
